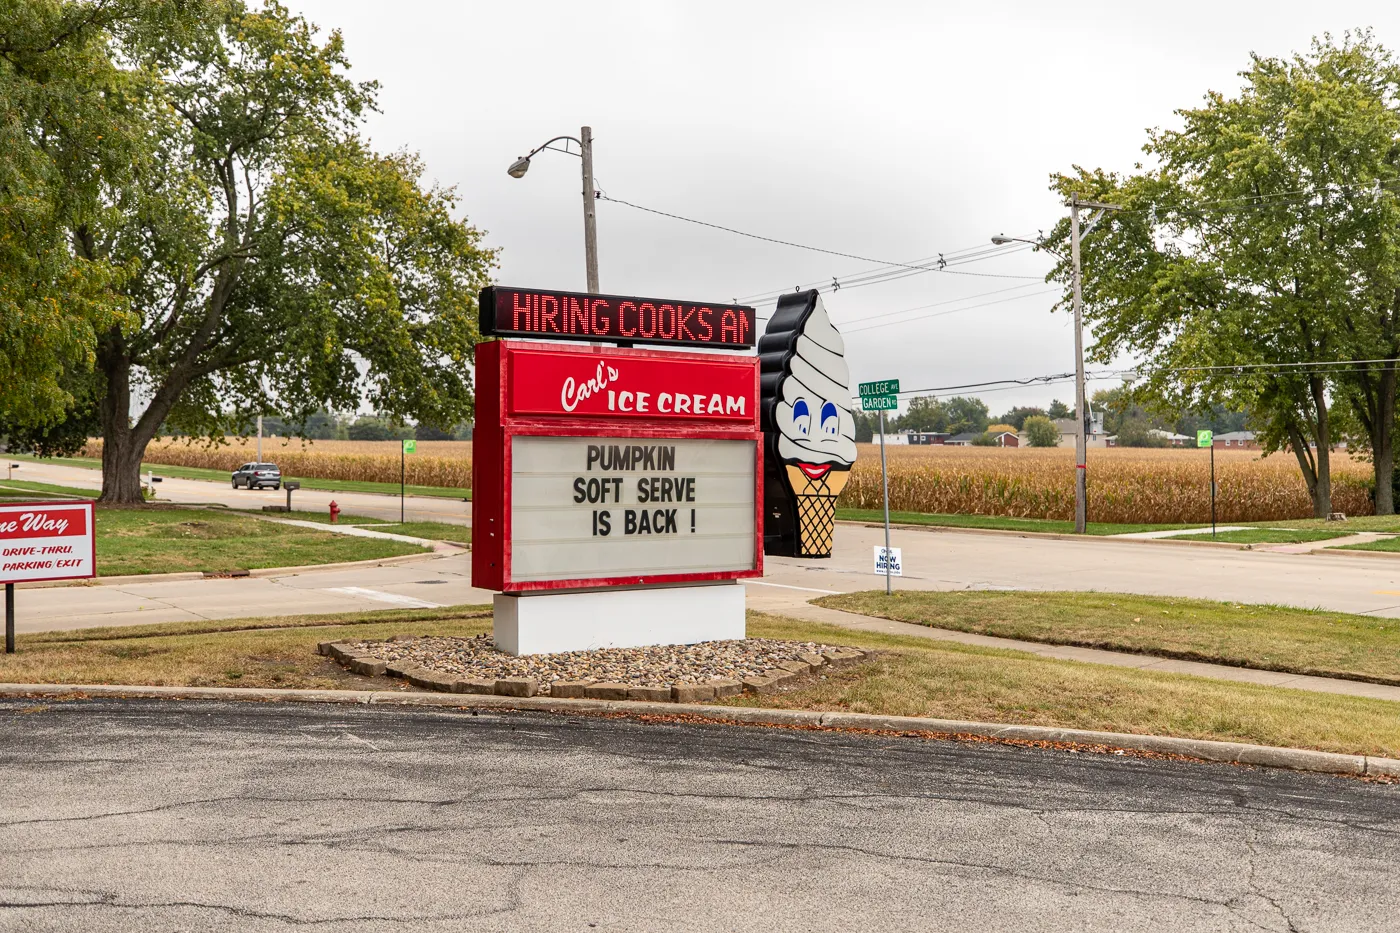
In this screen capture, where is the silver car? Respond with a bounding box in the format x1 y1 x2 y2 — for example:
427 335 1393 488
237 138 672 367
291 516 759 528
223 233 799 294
231 462 282 490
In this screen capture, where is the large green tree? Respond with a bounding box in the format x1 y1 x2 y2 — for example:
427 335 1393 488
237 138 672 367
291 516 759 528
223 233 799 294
1048 33 1400 515
2 1 495 501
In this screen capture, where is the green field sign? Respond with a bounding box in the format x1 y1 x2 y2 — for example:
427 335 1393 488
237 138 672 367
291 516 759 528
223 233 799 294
1196 430 1213 448
858 379 899 397
402 439 417 453
862 394 898 411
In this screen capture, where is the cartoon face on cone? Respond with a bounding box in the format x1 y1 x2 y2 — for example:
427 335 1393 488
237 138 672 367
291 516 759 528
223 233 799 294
759 291 857 558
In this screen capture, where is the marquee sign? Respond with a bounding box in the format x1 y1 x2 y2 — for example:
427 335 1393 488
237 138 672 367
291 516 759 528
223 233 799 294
472 340 763 593
0 500 96 584
480 286 757 349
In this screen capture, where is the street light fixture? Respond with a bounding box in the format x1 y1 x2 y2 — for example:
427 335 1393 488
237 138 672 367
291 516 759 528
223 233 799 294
991 194 1120 534
506 127 600 294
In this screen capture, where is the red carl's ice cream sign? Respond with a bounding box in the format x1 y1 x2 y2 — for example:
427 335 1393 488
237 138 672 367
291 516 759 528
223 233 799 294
472 288 765 594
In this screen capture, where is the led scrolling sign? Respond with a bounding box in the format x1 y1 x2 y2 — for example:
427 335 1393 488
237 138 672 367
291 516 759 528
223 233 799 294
480 286 757 349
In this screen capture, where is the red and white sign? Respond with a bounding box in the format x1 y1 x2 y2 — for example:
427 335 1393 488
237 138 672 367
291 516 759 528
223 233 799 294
472 340 762 593
507 345 756 422
0 501 96 584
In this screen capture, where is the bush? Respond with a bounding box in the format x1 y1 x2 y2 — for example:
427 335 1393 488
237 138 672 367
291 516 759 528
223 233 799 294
970 432 998 446
1024 415 1059 447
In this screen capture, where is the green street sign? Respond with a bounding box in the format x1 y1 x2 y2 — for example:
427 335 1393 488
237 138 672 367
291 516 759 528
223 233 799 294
858 379 899 397
862 394 898 411
1197 430 1213 448
402 439 417 453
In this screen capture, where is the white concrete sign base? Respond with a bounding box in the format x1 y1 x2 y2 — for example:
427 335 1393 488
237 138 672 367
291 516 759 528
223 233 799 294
493 583 746 656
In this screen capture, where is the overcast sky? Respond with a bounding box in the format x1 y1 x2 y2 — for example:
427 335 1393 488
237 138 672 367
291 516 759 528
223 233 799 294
289 0 1400 417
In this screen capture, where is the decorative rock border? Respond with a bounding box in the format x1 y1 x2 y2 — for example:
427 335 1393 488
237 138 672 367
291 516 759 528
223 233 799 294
318 639 868 702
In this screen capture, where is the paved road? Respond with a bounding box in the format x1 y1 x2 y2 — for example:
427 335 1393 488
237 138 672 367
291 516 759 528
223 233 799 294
1 699 1396 932
5 459 471 526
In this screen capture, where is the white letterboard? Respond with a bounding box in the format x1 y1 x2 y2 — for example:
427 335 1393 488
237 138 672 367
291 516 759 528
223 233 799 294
510 436 757 583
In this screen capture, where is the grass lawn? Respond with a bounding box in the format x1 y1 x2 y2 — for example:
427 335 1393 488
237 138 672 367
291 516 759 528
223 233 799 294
2 607 1398 758
816 590 1400 685
1166 528 1353 545
94 507 427 576
226 508 391 524
1253 515 1400 533
1335 537 1400 553
6 453 471 500
0 479 98 499
835 509 1198 536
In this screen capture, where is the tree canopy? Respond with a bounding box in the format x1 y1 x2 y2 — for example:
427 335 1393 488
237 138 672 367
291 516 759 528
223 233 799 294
1048 32 1400 514
0 1 496 500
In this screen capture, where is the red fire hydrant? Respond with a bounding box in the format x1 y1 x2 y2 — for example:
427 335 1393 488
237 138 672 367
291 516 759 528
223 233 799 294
328 500 341 524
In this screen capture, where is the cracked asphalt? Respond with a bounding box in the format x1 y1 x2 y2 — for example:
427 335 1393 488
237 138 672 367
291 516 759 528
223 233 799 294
1 699 1398 932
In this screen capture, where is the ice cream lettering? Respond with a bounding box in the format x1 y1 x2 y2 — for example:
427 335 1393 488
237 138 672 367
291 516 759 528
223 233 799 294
758 290 857 557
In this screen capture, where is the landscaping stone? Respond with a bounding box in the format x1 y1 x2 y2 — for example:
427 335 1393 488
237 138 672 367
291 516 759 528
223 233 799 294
493 678 539 698
671 683 717 703
330 634 868 704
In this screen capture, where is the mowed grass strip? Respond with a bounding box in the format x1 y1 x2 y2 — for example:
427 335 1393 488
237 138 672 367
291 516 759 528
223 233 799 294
93 507 427 576
0 607 492 689
1335 537 1400 554
740 614 1400 759
815 590 1400 685
3 607 1399 758
1171 528 1352 545
0 479 98 499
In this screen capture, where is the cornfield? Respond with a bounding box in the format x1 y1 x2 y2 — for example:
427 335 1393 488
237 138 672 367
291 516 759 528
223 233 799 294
83 438 474 489
839 445 1375 524
86 438 1375 522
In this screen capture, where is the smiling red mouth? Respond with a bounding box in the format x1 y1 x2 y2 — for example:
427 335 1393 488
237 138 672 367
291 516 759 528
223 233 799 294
796 462 832 481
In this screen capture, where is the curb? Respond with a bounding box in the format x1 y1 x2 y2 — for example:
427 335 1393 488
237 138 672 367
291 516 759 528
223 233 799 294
1 681 1394 780
17 548 455 590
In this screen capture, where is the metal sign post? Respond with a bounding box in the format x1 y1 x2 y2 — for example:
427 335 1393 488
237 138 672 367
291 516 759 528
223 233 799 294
1197 431 1215 538
5 582 13 655
401 438 416 523
860 380 899 597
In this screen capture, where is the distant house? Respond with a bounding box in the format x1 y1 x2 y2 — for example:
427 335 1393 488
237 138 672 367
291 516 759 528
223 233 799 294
907 432 950 445
1214 430 1259 449
1148 429 1191 447
1052 414 1108 449
943 431 1018 447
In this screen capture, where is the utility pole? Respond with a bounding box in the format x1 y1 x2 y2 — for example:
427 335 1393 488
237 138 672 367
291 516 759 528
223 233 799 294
1066 193 1121 534
580 126 599 294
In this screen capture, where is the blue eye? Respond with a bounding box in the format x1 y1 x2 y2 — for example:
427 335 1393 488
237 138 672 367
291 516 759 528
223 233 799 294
821 402 838 435
793 399 810 435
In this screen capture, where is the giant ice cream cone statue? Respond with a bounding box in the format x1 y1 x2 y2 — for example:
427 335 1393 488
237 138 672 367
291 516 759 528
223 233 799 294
758 290 857 558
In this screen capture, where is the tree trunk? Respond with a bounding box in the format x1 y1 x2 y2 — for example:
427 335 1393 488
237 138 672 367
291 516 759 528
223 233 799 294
1370 368 1396 515
1311 377 1333 518
97 339 145 505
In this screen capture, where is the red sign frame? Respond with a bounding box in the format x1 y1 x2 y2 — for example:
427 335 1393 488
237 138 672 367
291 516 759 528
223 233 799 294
0 500 97 585
472 340 763 593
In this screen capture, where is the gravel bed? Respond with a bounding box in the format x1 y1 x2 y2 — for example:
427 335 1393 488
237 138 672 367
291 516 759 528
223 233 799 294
346 634 846 693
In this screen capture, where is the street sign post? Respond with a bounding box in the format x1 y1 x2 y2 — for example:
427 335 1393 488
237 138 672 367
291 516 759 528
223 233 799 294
401 438 416 522
859 380 900 595
1198 431 1215 538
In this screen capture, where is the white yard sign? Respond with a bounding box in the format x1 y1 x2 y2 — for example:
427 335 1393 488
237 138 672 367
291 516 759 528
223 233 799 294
0 501 96 584
509 436 756 584
873 546 902 577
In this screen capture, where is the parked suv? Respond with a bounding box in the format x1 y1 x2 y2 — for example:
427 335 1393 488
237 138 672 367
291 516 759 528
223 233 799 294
232 462 282 490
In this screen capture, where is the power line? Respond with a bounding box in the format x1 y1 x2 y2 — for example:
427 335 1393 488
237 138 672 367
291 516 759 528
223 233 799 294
841 287 1061 335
